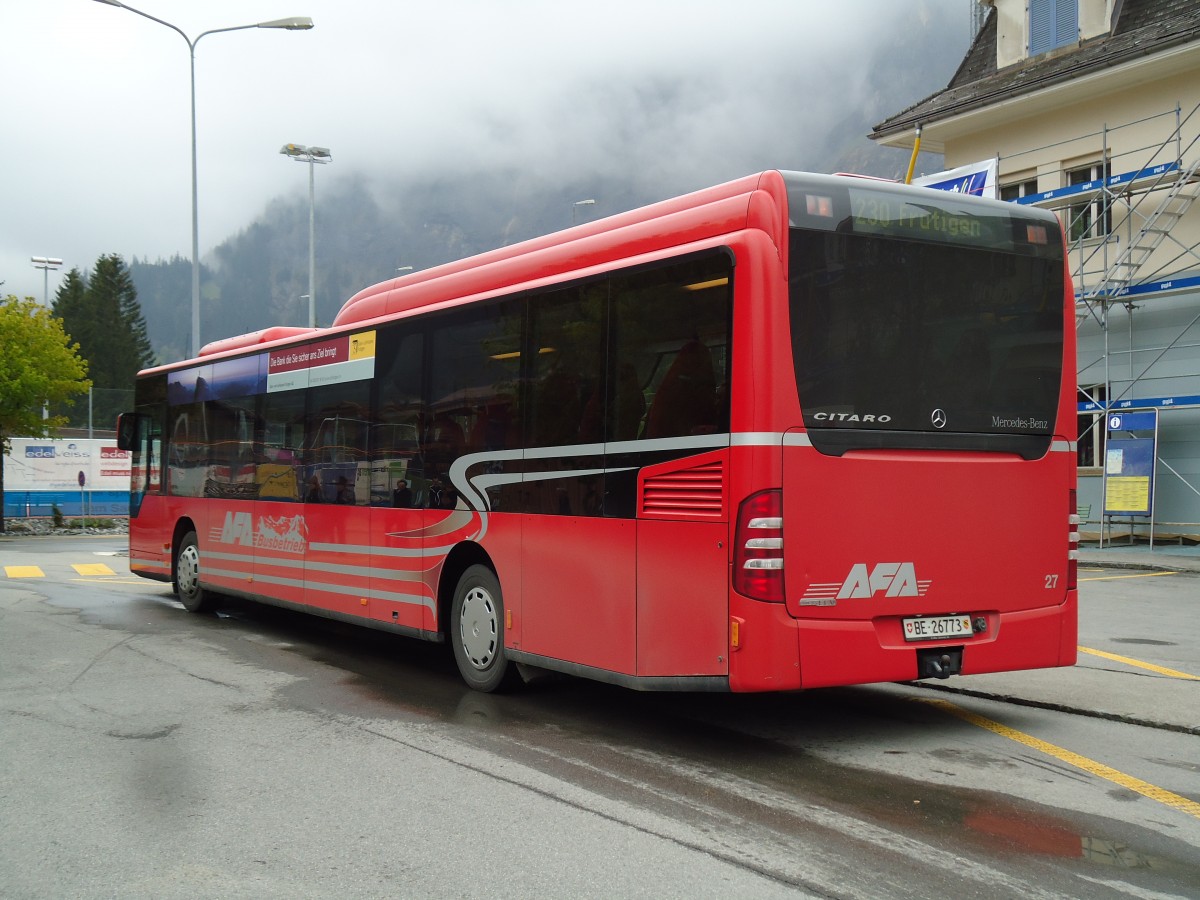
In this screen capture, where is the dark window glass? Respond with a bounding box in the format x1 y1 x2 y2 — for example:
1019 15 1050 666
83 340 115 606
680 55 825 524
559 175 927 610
528 285 606 447
523 283 608 515
1067 162 1112 241
260 390 306 502
306 381 371 505
1077 384 1106 469
373 327 424 507
204 395 259 500
606 253 733 517
427 299 524 509
1000 179 1038 202
130 374 166 516
789 228 1064 458
167 401 208 498
610 255 731 442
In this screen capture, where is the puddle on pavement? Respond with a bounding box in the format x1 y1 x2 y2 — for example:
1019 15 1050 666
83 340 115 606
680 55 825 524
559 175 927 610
58 585 1200 890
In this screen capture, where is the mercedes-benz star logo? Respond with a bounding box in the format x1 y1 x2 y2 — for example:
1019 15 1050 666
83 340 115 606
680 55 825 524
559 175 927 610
931 408 948 429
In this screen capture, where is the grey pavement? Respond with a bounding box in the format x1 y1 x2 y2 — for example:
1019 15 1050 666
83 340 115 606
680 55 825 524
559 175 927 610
2 530 1196 736
1078 540 1200 574
921 541 1200 735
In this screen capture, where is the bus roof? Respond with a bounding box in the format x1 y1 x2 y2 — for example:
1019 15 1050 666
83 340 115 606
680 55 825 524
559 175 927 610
161 170 1054 373
329 170 791 329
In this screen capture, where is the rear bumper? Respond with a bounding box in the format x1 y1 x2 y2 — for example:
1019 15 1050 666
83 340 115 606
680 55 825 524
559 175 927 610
793 594 1077 689
728 591 1076 691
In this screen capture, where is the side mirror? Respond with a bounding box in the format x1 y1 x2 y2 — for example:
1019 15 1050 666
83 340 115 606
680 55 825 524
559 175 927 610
116 412 139 451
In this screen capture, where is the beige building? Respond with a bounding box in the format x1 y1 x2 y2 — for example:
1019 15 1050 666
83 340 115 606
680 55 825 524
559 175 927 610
872 0 1200 541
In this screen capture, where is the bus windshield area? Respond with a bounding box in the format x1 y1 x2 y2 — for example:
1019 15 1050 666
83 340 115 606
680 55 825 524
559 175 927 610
788 227 1065 458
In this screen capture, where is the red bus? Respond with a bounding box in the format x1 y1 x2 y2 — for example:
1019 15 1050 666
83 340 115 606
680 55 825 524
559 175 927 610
118 170 1078 693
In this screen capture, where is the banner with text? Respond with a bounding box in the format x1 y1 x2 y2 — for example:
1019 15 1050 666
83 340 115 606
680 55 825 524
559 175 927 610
4 438 131 491
914 158 998 200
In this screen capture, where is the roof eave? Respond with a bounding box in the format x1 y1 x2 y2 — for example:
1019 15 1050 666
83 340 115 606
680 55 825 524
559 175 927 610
871 34 1200 153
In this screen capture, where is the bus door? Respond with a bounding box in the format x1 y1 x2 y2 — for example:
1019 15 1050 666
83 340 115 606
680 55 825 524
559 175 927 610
121 408 169 578
301 405 372 618
518 282 636 675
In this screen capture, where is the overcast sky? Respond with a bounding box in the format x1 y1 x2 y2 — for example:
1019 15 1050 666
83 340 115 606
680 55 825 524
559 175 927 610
2 0 966 303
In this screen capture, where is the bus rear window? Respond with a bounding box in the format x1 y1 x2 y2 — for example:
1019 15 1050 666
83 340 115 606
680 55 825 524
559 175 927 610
789 228 1064 458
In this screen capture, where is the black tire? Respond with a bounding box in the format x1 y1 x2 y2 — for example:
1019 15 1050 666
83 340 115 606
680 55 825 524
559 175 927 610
450 564 515 692
174 531 214 613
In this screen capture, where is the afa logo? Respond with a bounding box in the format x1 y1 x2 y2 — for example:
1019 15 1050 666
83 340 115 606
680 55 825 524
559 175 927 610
215 511 307 554
798 561 933 606
837 562 930 599
219 511 255 546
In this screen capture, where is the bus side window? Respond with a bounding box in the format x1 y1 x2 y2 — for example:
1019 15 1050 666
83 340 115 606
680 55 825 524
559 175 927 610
373 329 425 506
260 390 306 502
427 299 524 509
306 382 371 505
167 402 208 498
611 256 731 442
644 338 717 439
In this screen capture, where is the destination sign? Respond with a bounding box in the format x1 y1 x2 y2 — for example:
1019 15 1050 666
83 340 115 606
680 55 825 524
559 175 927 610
849 190 1019 250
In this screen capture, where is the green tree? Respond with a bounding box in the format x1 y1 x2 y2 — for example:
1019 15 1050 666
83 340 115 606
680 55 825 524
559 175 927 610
0 295 91 533
53 254 155 430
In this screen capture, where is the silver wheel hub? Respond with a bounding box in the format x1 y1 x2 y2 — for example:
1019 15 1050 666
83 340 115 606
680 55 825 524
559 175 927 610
178 544 200 595
459 586 498 670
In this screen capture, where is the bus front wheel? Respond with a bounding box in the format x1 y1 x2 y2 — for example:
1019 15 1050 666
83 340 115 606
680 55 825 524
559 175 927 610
175 531 214 613
451 565 515 692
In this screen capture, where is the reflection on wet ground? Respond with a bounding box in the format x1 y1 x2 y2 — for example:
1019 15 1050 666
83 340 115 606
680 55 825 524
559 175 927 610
75 588 1200 897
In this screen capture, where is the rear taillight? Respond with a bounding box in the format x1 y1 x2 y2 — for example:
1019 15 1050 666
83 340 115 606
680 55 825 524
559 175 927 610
1067 488 1079 590
734 489 785 602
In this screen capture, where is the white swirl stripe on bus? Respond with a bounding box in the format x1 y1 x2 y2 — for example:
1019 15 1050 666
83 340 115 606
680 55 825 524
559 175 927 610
203 565 435 612
205 548 432 585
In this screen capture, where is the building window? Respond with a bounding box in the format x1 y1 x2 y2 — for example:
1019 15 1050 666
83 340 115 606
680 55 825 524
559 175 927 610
1030 0 1078 56
1066 162 1111 241
1077 383 1106 469
1000 178 1039 202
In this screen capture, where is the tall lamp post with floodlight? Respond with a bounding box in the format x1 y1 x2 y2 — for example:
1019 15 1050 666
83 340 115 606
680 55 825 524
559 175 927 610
30 256 63 307
572 198 596 225
92 0 313 357
280 144 331 328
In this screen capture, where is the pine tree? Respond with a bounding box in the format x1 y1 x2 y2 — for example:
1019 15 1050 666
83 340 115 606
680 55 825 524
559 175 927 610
51 254 155 430
51 267 92 355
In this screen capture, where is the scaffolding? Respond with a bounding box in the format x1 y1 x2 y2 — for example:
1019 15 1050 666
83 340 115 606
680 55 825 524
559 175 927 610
999 101 1200 543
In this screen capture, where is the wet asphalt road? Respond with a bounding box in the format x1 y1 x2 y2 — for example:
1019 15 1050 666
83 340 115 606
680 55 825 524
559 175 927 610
1 535 1198 899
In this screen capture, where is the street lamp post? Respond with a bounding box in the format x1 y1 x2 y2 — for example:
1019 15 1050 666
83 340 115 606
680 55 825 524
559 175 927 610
280 144 331 329
572 198 596 225
30 256 63 307
93 1 313 357
30 256 62 421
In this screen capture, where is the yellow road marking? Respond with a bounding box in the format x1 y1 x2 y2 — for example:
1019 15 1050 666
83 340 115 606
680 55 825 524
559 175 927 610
1079 571 1177 582
923 698 1200 820
4 566 45 578
72 563 116 576
72 579 155 586
1078 646 1199 680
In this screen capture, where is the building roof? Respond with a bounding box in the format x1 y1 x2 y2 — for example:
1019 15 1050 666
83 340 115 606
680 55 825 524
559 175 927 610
871 0 1200 142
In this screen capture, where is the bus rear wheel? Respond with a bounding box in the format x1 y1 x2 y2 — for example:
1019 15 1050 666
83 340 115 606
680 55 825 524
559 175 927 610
451 565 515 692
175 531 214 613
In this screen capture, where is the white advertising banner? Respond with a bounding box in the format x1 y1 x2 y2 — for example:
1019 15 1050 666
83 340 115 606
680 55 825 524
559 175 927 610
4 438 131 491
914 158 999 199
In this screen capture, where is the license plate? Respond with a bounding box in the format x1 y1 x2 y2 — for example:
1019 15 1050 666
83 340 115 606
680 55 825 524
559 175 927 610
902 614 972 642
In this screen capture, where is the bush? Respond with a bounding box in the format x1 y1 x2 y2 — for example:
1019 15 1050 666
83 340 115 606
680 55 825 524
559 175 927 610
67 518 119 530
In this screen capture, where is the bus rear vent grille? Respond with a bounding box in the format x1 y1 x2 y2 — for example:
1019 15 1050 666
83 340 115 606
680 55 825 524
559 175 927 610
641 460 724 518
